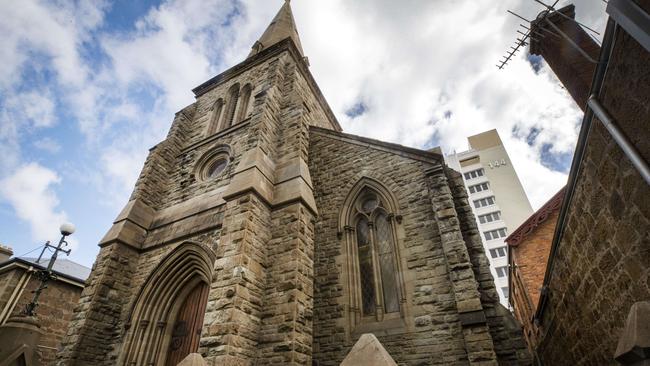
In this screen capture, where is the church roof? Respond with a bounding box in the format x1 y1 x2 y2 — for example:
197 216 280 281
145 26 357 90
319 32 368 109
248 0 304 59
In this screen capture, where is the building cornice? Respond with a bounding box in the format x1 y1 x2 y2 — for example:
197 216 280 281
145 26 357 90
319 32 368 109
310 126 444 164
505 186 565 247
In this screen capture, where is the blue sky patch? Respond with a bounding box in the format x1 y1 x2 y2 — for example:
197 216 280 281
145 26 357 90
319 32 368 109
345 101 368 119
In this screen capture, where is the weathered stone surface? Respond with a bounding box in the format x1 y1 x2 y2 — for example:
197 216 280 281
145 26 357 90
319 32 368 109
176 353 208 366
615 302 650 364
532 7 650 366
56 3 532 365
340 333 397 366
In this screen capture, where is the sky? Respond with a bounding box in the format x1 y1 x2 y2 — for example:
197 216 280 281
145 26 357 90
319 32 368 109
0 0 608 268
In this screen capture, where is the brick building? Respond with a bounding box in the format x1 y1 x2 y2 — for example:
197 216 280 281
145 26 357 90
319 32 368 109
56 2 532 365
504 188 564 355
0 247 90 365
518 2 650 365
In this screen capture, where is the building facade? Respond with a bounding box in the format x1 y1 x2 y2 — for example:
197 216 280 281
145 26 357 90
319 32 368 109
524 2 650 365
56 2 531 365
504 188 563 356
445 130 534 306
0 246 90 365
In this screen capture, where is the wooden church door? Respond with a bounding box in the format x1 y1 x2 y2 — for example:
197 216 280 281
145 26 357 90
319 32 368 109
165 282 210 366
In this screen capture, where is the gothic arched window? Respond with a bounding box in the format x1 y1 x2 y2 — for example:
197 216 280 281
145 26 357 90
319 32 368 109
341 182 405 324
235 84 253 124
223 83 240 129
206 98 223 135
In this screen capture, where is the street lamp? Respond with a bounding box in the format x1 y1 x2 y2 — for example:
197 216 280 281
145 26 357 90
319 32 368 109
23 223 76 317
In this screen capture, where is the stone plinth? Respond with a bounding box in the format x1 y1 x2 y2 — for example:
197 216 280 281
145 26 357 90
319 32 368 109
340 334 397 366
615 302 650 365
0 316 44 366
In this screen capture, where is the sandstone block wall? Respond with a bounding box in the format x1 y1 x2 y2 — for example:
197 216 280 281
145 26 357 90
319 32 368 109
308 129 530 365
309 130 467 365
536 16 650 365
59 41 334 366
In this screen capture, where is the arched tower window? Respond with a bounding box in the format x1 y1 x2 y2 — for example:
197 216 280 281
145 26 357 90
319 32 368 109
207 98 223 135
235 83 253 124
223 83 240 129
339 178 406 325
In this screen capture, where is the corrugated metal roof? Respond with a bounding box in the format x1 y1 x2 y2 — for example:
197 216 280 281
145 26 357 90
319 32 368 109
20 257 91 281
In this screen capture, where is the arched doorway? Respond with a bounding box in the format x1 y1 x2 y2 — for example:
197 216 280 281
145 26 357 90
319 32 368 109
120 242 215 366
165 282 210 366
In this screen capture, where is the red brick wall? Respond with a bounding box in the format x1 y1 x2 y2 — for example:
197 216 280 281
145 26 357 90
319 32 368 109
530 5 600 111
510 209 558 351
513 210 558 307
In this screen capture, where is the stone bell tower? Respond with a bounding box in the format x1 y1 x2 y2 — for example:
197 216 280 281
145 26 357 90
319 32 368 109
58 1 340 365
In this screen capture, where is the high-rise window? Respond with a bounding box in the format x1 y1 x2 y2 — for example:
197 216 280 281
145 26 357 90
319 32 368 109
478 211 501 224
501 287 509 299
473 196 496 208
463 168 484 180
495 266 508 278
468 182 489 194
484 228 507 241
489 246 507 258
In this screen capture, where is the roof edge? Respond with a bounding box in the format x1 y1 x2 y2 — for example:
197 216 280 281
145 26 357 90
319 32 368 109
310 126 444 164
0 258 88 286
505 186 566 247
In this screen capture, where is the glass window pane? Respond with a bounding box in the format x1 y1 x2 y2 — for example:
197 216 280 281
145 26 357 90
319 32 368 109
356 217 375 315
375 213 399 313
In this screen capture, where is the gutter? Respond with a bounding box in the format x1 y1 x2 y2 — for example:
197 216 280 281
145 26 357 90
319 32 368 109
0 258 88 287
534 18 618 323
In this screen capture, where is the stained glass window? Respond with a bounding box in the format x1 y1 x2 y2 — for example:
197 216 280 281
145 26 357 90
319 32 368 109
375 213 399 313
356 217 375 315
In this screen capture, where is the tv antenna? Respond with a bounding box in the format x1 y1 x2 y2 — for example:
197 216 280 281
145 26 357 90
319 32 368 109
496 0 600 70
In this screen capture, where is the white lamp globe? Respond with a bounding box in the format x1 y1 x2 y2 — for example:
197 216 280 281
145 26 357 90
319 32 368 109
60 222 76 236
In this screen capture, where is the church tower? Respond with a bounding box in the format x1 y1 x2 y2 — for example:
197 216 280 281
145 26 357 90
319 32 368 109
58 2 531 365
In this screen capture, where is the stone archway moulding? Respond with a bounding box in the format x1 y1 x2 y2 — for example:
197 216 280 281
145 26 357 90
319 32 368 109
118 241 216 366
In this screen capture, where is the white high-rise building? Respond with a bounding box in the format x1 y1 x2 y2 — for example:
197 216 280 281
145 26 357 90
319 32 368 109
445 130 534 307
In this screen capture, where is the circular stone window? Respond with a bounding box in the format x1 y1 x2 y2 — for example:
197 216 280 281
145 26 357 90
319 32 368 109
206 158 228 179
196 151 231 182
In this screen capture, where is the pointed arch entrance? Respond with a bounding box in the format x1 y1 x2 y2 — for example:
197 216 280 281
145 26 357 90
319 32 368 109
120 242 215 366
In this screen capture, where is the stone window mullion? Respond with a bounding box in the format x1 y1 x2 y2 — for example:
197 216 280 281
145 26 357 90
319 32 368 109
367 220 385 321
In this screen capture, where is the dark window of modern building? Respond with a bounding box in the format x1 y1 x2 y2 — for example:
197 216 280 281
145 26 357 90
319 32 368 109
489 246 507 258
473 196 496 208
468 182 489 194
463 168 485 180
478 211 501 224
484 227 508 241
496 266 508 278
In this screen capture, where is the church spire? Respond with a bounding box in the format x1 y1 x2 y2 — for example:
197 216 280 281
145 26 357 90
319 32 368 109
248 0 305 58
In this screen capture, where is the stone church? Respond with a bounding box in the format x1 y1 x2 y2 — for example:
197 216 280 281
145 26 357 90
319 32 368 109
58 2 530 365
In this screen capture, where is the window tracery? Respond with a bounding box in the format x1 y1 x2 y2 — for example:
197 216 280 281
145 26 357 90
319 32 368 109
340 182 405 325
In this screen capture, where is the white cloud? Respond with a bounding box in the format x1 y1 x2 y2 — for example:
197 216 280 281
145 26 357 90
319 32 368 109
0 0 609 262
0 163 75 249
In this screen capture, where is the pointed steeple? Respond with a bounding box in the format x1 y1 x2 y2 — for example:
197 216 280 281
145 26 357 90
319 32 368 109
248 0 305 58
